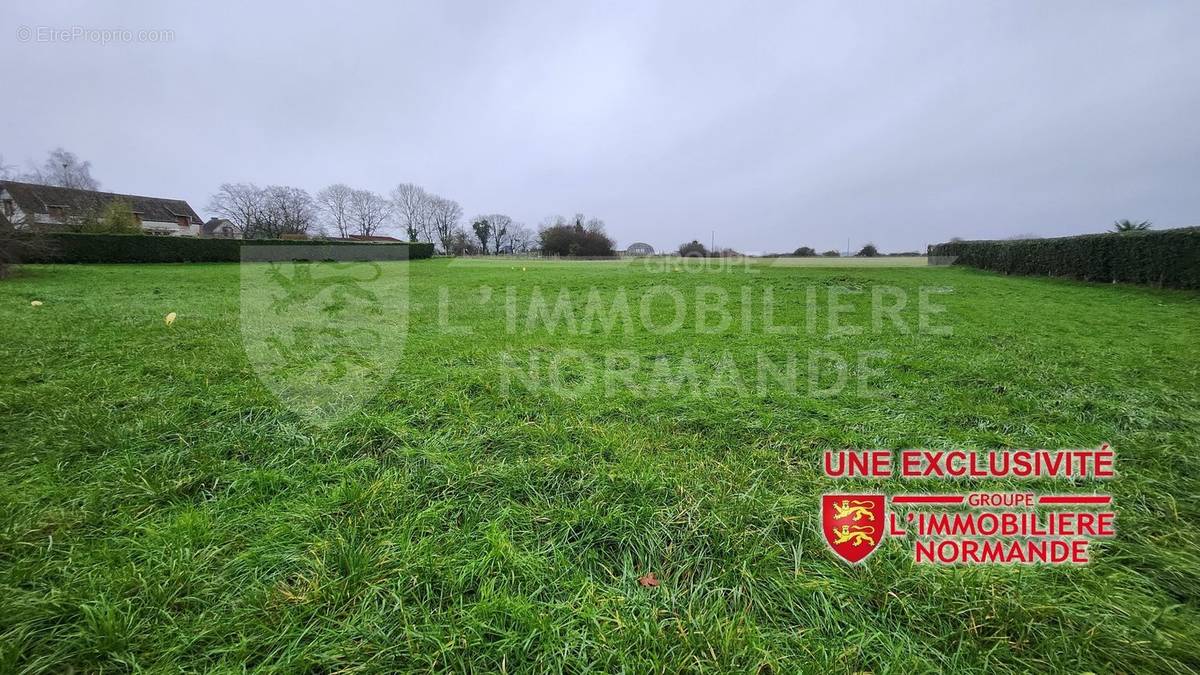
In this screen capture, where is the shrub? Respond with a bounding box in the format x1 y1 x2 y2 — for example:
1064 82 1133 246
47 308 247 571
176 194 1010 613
678 240 708 257
792 246 817 257
927 227 1200 289
821 250 841 257
856 243 879 257
15 233 434 264
538 218 615 256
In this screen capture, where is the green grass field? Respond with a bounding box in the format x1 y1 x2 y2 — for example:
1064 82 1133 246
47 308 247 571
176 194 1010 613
2 258 1199 672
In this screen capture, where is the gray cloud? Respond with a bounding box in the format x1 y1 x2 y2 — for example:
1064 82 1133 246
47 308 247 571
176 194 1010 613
3 0 1198 253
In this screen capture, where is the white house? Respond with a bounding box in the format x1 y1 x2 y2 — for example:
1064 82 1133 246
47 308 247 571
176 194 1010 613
0 180 205 236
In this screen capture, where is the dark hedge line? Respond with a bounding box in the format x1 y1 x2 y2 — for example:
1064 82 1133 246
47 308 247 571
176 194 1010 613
20 233 434 263
928 227 1200 289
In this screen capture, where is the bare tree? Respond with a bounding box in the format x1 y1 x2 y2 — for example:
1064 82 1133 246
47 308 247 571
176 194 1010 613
349 189 391 237
391 183 432 242
581 214 606 234
447 225 481 255
315 183 355 238
469 214 513 255
461 214 516 254
207 183 265 237
24 148 101 190
428 196 463 253
0 155 14 180
240 185 315 239
266 185 315 237
509 223 536 253
489 214 513 254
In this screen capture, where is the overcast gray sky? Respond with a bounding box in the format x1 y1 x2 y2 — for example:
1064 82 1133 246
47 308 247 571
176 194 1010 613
3 1 1198 253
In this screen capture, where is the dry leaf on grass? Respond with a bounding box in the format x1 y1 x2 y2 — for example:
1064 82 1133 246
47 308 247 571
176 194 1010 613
638 572 660 588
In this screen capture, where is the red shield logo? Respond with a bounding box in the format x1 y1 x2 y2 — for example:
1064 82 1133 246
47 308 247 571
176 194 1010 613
822 495 886 564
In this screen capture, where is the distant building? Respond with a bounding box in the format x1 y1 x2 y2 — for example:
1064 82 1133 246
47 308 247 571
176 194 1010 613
201 217 241 239
0 180 204 236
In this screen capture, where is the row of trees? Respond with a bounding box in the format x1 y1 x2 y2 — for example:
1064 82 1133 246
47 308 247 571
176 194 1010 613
393 186 562 255
207 184 323 239
673 240 915 258
0 151 611 256
392 183 462 250
0 147 890 258
3 148 1162 256
208 181 550 254
389 184 539 254
787 243 879 257
0 150 539 254
314 184 391 239
737 243 925 257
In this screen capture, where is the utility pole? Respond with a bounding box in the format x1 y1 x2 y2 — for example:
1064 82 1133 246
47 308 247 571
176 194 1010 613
711 230 715 254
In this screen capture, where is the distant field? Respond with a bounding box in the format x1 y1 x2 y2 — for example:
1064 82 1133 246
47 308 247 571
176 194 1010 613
759 255 930 267
1 259 1198 672
450 255 932 267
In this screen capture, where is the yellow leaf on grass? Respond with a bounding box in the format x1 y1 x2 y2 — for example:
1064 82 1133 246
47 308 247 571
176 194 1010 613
165 312 177 326
30 300 43 307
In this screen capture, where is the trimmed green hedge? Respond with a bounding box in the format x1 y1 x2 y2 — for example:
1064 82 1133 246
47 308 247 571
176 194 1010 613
928 227 1200 289
20 233 434 264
